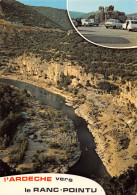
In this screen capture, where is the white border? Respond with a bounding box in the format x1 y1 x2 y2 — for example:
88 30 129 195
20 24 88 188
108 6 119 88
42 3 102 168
67 0 137 49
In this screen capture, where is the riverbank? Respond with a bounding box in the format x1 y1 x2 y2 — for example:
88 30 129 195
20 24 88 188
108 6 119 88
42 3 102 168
0 81 81 174
0 74 137 177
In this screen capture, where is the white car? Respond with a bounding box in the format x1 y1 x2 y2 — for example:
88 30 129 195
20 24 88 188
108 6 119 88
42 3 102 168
81 19 99 26
122 20 137 31
105 19 122 29
81 19 93 26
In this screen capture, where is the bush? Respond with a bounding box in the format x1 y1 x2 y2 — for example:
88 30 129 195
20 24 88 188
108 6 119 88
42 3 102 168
0 113 24 140
97 81 119 93
49 142 61 149
9 135 28 164
73 88 78 95
57 73 72 89
86 80 91 87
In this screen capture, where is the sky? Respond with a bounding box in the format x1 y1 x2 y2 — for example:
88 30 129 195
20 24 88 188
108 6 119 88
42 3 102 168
17 0 137 14
18 0 67 9
68 0 137 14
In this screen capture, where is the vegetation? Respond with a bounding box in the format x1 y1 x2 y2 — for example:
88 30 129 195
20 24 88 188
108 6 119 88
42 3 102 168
57 73 72 90
0 0 63 29
0 159 17 176
24 100 80 174
97 81 119 93
96 164 137 195
0 23 137 83
0 86 79 174
0 83 27 148
0 83 25 119
72 87 78 95
32 6 72 30
9 135 28 164
0 113 24 148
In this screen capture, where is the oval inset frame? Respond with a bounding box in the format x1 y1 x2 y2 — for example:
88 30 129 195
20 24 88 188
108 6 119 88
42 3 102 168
67 0 137 49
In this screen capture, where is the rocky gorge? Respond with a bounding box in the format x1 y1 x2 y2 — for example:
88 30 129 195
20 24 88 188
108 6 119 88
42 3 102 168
1 52 137 177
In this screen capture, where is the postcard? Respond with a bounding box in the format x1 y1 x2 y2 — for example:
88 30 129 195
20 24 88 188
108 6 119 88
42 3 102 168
0 0 137 194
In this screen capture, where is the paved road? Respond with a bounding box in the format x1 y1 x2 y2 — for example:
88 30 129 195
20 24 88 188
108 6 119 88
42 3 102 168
77 25 137 48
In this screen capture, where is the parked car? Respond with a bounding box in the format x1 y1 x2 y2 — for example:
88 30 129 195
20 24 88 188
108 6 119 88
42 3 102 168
105 19 122 29
81 19 92 26
81 19 99 26
90 19 99 26
75 18 82 27
122 20 137 31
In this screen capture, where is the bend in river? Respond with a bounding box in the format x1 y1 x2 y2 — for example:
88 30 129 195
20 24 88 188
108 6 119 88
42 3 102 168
0 78 109 178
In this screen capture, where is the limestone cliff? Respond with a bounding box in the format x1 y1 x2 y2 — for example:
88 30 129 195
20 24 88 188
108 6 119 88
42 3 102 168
119 82 137 108
89 5 127 23
8 53 137 108
8 53 96 86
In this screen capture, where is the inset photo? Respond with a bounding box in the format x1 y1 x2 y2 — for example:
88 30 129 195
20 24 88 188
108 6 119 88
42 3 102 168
67 0 137 48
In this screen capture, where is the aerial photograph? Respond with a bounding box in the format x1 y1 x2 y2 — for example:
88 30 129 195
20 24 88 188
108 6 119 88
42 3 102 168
68 0 137 48
0 0 137 194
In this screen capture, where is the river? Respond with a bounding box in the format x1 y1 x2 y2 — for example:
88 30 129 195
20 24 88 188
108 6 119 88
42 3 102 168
0 78 108 179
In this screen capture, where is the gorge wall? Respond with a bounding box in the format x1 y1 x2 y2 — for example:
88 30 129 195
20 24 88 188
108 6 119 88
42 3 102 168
8 53 96 86
8 53 137 108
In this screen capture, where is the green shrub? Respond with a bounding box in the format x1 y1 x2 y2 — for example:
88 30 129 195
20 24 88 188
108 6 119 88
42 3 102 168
97 81 119 93
57 73 72 89
73 88 78 95
49 142 61 149
9 135 28 164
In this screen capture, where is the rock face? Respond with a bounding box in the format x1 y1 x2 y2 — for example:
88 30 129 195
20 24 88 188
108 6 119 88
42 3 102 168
8 53 96 86
119 82 137 108
75 98 137 177
94 10 105 22
9 53 137 108
105 11 127 23
89 5 127 23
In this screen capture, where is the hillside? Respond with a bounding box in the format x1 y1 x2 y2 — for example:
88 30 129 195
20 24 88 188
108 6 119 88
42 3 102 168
0 0 63 29
32 6 72 30
127 13 137 19
69 11 94 19
0 23 137 83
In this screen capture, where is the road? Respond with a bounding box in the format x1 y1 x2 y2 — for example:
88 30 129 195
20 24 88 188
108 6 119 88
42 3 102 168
77 25 137 48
